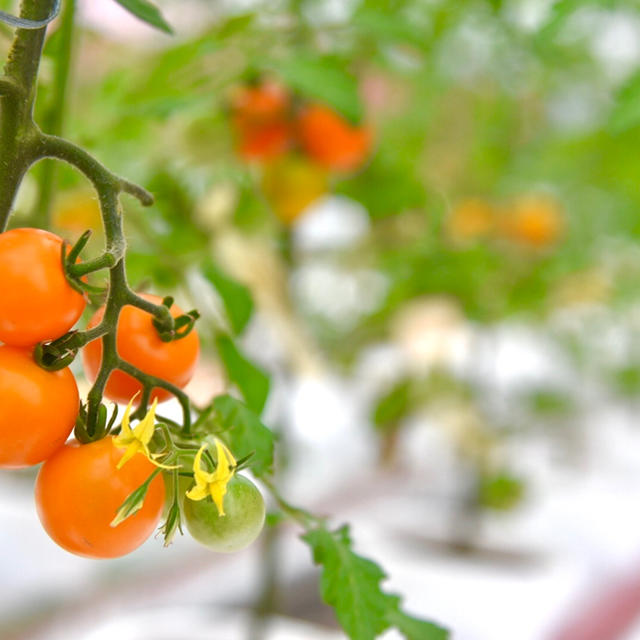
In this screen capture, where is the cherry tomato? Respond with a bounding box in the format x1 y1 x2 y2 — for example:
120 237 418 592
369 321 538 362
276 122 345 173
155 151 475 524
297 104 372 172
230 82 292 161
0 345 79 468
446 198 495 242
261 155 328 224
82 293 200 404
0 228 86 346
35 437 165 558
183 475 265 553
501 195 564 248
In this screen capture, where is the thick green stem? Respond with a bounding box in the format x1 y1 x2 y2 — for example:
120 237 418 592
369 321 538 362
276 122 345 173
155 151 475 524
0 0 56 230
29 0 75 228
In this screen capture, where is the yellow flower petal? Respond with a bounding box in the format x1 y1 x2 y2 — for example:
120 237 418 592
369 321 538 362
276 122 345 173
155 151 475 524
186 440 237 516
192 444 215 484
119 394 139 439
116 441 141 470
186 483 209 501
133 398 158 445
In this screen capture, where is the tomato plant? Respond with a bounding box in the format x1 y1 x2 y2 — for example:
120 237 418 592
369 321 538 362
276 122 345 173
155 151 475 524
0 345 78 468
35 437 165 558
82 293 200 404
0 228 86 346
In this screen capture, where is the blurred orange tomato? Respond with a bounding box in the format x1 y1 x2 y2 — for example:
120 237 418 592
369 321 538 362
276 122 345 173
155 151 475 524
296 104 372 172
500 195 564 248
446 198 495 242
230 82 292 161
261 155 328 224
52 191 102 238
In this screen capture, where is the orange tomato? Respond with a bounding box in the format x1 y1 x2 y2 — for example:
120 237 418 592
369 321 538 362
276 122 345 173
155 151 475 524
0 345 79 468
261 155 328 224
501 195 564 248
0 228 86 346
82 293 200 404
35 437 165 558
230 82 292 161
296 103 372 172
446 198 495 242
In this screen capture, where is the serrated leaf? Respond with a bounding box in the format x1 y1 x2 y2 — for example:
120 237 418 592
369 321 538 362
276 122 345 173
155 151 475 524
216 334 270 414
302 525 448 640
386 609 449 640
212 394 274 476
269 55 363 123
303 525 395 639
114 0 173 34
201 259 254 334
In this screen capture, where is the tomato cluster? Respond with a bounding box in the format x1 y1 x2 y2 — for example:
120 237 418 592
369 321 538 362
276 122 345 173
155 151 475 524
446 195 564 249
0 228 264 559
230 80 373 224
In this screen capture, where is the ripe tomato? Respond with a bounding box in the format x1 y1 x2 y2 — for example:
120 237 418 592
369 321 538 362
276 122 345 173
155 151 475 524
446 198 495 242
82 293 200 404
35 437 165 558
261 155 328 224
0 345 79 468
501 195 563 248
0 228 86 346
183 474 265 553
297 104 372 172
230 82 292 161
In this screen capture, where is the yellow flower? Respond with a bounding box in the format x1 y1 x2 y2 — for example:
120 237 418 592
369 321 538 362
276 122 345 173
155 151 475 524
186 440 236 516
113 396 173 470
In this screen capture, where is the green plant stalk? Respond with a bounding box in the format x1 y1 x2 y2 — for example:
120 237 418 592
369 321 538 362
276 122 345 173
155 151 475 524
29 0 75 228
0 0 193 437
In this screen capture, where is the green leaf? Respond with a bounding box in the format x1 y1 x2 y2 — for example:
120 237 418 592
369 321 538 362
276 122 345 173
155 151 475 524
212 394 275 476
270 55 363 123
386 609 449 640
201 259 254 334
216 334 270 414
114 0 173 34
302 525 448 640
610 70 640 133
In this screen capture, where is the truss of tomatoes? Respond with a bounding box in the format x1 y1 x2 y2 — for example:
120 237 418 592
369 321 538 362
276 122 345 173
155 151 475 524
230 81 374 223
0 227 265 558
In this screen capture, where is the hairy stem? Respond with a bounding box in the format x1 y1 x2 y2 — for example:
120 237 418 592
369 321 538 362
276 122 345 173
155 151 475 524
29 0 75 228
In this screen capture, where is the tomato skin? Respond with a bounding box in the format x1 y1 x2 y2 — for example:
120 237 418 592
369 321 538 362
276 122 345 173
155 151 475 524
261 155 328 224
35 437 165 558
82 293 200 404
0 345 79 468
0 228 86 346
297 104 372 172
231 82 292 161
183 475 265 553
502 195 563 248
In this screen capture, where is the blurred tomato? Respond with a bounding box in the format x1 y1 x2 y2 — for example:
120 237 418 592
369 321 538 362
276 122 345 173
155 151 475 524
52 191 102 239
230 81 292 161
501 195 564 248
446 198 495 242
297 103 372 172
261 155 328 224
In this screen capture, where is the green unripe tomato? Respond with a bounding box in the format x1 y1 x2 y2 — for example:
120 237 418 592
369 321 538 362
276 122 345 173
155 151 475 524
183 474 265 553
